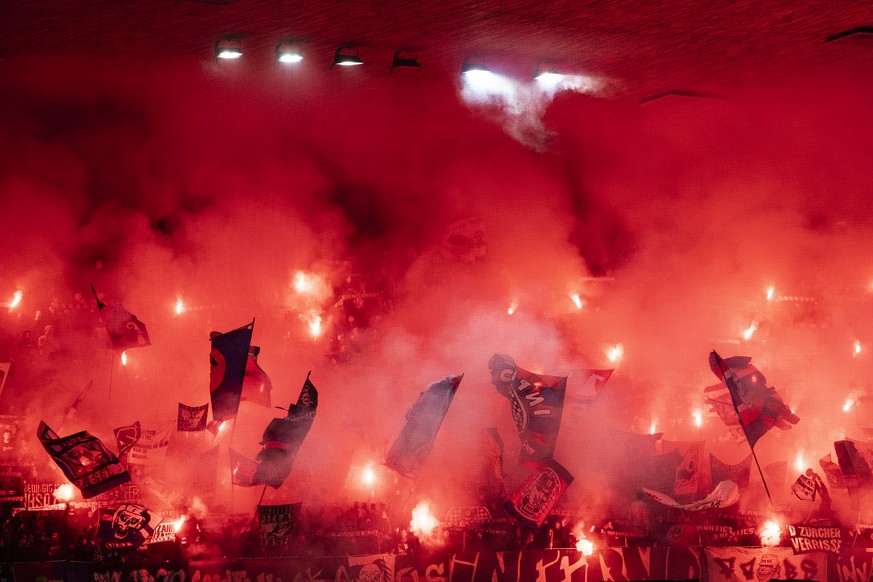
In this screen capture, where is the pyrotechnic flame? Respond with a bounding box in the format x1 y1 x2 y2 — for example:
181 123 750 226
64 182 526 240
410 501 439 540
766 286 775 301
692 410 702 428
294 271 313 293
362 462 376 486
649 421 657 435
759 520 781 546
742 322 757 341
120 351 127 366
569 293 583 310
172 515 187 532
8 289 22 312
507 301 518 315
843 399 854 412
308 314 322 338
576 538 594 556
795 452 805 472
854 341 862 356
607 343 623 363
53 484 74 502
175 298 184 315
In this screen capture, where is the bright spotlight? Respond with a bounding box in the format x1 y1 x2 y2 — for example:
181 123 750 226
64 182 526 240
276 42 303 64
333 46 363 67
214 38 243 60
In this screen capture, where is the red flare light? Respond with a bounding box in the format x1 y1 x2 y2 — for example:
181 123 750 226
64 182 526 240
759 520 781 546
120 351 128 366
569 293 583 310
8 289 22 312
53 483 74 502
175 298 184 315
410 501 439 539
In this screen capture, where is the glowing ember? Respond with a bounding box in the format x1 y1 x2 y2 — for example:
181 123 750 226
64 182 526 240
175 298 184 315
843 399 854 412
766 286 775 301
576 537 594 556
854 340 862 356
172 515 187 532
120 351 128 366
410 501 439 539
607 343 623 363
742 322 757 341
362 463 376 486
569 293 583 310
507 302 518 315
294 271 313 293
8 289 22 312
53 483 74 502
759 520 782 546
795 452 805 472
692 410 702 427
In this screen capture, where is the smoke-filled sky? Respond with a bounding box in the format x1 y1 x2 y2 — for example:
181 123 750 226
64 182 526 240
3 0 873 523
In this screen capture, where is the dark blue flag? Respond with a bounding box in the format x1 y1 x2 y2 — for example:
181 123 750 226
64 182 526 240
210 321 254 421
385 375 462 478
252 375 318 488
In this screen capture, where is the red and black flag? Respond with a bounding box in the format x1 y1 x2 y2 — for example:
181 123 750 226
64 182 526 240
177 403 209 432
385 374 462 479
505 457 574 528
97 503 161 550
242 346 272 408
488 354 567 462
113 421 142 461
91 285 150 351
210 321 254 421
252 374 318 488
38 421 130 498
708 351 799 449
258 502 301 557
834 439 873 493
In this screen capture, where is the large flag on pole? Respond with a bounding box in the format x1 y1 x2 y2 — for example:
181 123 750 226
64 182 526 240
505 457 574 528
708 351 799 449
385 375 463 478
38 422 130 498
90 285 150 351
241 346 272 408
210 321 254 421
488 354 568 462
97 503 161 549
252 374 318 488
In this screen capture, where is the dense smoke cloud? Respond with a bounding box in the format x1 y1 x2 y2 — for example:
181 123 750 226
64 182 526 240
2 49 873 529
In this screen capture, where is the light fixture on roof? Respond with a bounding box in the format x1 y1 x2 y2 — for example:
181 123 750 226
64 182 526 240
214 37 243 60
333 46 363 68
390 50 421 73
276 41 303 64
461 57 490 77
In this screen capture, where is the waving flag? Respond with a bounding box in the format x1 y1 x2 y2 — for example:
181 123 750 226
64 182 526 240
663 440 706 498
488 354 567 462
38 422 130 498
210 321 254 421
91 285 150 351
643 480 740 511
708 351 799 448
113 421 141 460
385 375 462 478
241 346 272 408
252 374 318 488
97 503 161 549
834 439 873 493
177 403 209 432
578 369 613 401
710 453 753 489
231 449 258 487
505 457 574 528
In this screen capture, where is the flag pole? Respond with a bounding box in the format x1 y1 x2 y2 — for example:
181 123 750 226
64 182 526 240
711 351 777 514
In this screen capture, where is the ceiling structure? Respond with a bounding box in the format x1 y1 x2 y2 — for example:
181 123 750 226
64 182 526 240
3 0 873 100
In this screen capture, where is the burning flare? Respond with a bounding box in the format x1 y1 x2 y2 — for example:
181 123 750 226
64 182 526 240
410 501 439 540
692 410 702 428
759 520 782 546
742 321 757 341
569 293 583 310
120 351 128 366
53 483 74 502
649 421 657 435
8 289 22 312
854 340 862 357
362 463 376 487
795 452 805 472
507 302 518 315
172 515 187 532
294 271 314 294
576 537 594 556
766 286 775 301
607 344 623 363
843 399 854 412
175 298 184 315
